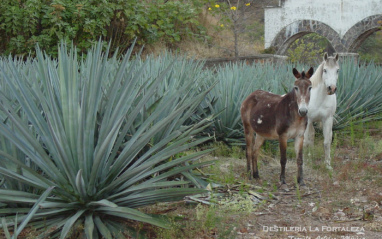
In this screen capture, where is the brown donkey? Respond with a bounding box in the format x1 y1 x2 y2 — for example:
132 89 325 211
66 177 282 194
240 67 313 185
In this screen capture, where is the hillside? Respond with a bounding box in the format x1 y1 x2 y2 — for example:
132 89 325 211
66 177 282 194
169 0 382 63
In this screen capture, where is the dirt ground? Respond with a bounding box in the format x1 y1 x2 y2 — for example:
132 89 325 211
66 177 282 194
145 138 382 239
213 142 382 239
235 155 382 239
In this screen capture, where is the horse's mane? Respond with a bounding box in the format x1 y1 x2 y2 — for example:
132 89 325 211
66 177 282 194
310 61 324 88
310 56 339 88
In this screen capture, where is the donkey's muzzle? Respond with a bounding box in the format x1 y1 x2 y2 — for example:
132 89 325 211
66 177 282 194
327 85 337 95
298 108 308 117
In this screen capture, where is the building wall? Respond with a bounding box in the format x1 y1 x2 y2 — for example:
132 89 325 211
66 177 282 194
265 0 382 49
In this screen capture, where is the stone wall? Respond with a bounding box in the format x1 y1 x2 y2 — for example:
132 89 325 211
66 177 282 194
203 54 288 69
264 0 382 54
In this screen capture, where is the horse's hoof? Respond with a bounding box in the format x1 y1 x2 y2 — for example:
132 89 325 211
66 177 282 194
326 164 333 171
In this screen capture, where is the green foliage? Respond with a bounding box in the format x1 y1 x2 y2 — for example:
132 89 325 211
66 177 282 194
246 21 264 43
287 34 329 65
261 47 276 54
358 31 382 63
0 42 214 238
0 0 207 57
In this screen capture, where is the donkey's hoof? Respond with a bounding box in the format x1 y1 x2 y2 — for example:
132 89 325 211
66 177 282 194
298 179 306 186
325 164 333 171
298 183 308 191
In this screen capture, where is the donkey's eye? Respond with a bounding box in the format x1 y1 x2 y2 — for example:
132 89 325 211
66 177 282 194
323 69 327 73
294 87 298 91
337 69 340 73
309 86 312 91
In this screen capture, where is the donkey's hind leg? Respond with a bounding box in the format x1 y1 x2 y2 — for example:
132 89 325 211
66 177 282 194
294 135 305 185
243 126 255 179
252 134 265 179
279 135 288 184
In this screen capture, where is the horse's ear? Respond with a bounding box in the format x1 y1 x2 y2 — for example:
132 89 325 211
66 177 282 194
293 68 301 79
305 67 314 78
335 53 339 61
324 52 328 61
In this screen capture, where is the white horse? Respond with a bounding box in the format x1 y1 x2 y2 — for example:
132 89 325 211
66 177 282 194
304 53 339 170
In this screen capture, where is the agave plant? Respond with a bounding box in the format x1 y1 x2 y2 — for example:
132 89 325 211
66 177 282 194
0 42 213 238
334 58 382 129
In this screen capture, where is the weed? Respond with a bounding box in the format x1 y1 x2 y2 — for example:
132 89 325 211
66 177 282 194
295 176 301 204
212 142 245 159
350 119 355 146
331 132 338 159
194 202 241 238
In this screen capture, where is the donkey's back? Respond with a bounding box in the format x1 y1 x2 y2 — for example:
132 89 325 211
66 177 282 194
241 90 283 140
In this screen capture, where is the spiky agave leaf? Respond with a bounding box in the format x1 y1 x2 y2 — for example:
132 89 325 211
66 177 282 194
0 42 213 238
334 58 382 129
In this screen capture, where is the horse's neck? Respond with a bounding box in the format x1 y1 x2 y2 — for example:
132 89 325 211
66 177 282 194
311 62 324 88
311 63 329 96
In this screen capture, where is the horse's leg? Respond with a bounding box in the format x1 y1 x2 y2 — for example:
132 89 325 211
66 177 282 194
303 119 315 147
244 126 254 179
252 134 265 179
279 135 288 184
323 117 334 170
295 134 305 185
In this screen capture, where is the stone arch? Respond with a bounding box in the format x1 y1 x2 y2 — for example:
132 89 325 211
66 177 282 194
270 20 346 55
342 15 382 52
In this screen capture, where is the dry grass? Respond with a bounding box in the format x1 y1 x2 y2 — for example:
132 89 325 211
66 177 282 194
143 9 265 59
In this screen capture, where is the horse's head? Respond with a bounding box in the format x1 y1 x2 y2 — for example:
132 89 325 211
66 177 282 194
293 67 313 117
322 53 340 95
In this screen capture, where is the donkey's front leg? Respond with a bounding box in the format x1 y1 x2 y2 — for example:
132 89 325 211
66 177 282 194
279 135 288 184
295 135 305 185
323 117 334 171
303 119 315 148
252 135 265 179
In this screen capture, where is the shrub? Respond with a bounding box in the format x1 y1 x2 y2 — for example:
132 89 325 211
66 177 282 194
0 0 207 57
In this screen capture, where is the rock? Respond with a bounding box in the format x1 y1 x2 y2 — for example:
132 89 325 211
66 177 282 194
279 183 289 191
333 210 347 220
312 207 331 220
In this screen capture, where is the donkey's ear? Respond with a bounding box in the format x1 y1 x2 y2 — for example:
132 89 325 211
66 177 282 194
293 68 301 78
324 52 328 61
334 53 339 61
305 67 314 78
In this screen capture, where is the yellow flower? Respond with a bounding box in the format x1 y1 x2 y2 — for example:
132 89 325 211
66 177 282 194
208 7 212 10
246 3 250 6
231 6 237 10
220 24 224 27
215 4 220 8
